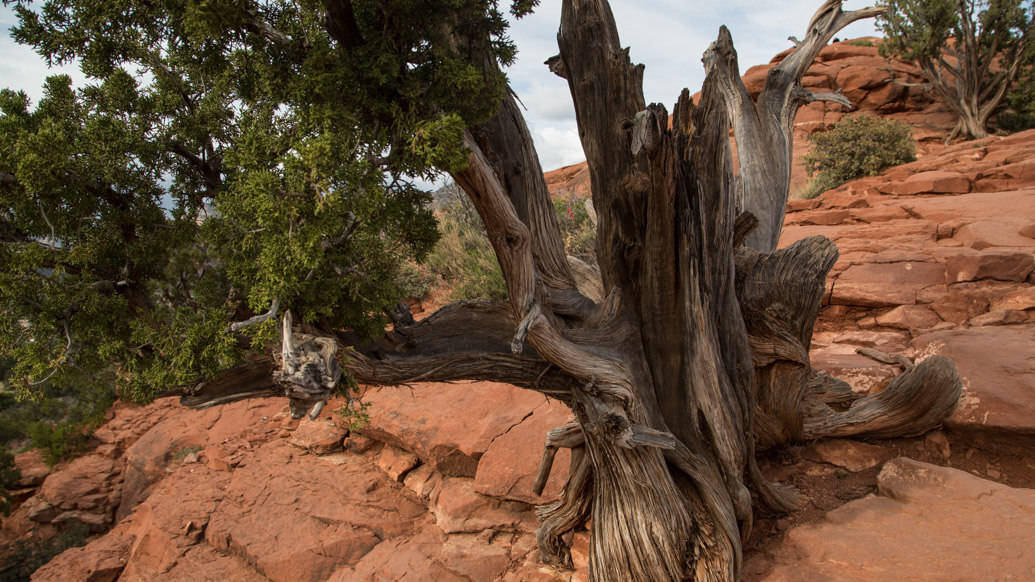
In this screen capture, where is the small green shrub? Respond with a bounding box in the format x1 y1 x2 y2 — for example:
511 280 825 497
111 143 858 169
172 445 202 460
803 115 916 197
0 447 20 516
844 39 875 47
426 185 507 302
395 260 437 300
0 523 89 582
552 197 597 263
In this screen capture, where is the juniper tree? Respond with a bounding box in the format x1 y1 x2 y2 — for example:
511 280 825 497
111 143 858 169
3 1 962 580
877 0 1035 139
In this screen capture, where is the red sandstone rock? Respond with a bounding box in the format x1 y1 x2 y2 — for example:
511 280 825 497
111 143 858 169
13 450 50 488
831 262 946 307
943 249 1035 283
474 398 573 504
956 219 1035 249
874 304 942 331
37 455 115 514
990 286 1035 312
912 325 1035 434
431 478 527 534
205 440 426 582
744 458 1035 581
880 170 971 195
30 532 132 582
805 439 892 472
361 381 547 477
288 416 348 455
376 444 420 481
968 309 1028 326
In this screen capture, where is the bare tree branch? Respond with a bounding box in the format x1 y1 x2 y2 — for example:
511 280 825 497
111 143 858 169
229 297 279 332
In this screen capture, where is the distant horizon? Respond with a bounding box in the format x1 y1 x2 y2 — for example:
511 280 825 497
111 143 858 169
0 1 882 175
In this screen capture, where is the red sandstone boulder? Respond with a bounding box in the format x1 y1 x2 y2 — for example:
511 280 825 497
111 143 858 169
744 458 1035 581
360 381 547 477
874 304 943 332
474 398 573 504
205 440 426 582
880 170 971 195
912 325 1035 434
831 262 946 307
30 532 133 582
942 249 1035 283
804 439 892 473
13 450 50 488
288 416 348 455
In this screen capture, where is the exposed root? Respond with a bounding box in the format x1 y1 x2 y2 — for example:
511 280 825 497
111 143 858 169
536 447 593 570
803 355 963 440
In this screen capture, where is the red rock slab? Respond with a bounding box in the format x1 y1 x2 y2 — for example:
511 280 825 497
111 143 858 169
956 220 1035 249
128 545 270 582
990 286 1035 312
361 381 548 477
29 529 134 582
205 440 426 582
744 458 1035 582
288 416 347 455
912 324 1035 434
879 170 971 195
804 439 892 472
431 477 529 534
329 523 473 582
117 412 212 520
13 449 50 488
474 398 574 504
941 248 1035 283
874 304 943 332
38 454 115 512
830 261 946 307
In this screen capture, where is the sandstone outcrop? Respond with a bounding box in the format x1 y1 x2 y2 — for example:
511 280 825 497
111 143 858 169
744 458 1035 581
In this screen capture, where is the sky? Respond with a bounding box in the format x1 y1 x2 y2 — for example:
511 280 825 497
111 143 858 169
0 1 881 174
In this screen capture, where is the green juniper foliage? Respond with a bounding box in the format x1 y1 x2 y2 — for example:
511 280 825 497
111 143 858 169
877 0 1034 138
2 0 537 404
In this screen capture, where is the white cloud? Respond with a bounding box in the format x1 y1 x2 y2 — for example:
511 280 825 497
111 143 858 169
1 16 87 105
534 124 585 172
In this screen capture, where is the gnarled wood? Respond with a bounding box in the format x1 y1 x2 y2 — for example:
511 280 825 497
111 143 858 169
180 2 964 579
721 0 888 251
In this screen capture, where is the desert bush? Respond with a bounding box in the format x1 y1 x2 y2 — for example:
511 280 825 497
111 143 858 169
998 57 1035 132
395 260 437 300
802 115 916 198
0 370 115 467
0 522 89 582
426 185 507 302
552 197 597 263
0 448 19 516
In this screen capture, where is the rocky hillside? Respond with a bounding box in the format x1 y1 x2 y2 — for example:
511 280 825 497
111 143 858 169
4 38 1035 582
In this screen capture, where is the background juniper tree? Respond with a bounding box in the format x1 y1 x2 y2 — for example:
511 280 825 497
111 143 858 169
877 0 1034 139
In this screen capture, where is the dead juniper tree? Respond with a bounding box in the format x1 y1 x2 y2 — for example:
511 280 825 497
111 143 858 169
260 1 963 580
